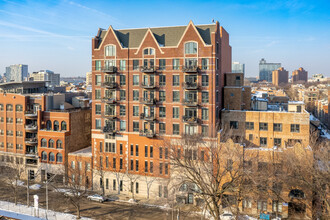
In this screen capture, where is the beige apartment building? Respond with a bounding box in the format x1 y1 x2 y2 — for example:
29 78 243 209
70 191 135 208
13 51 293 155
272 67 288 86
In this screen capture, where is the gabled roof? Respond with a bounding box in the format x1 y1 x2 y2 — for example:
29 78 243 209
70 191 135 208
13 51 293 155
97 23 216 49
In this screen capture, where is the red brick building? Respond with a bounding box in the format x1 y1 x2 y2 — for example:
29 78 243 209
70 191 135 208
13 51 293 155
91 21 231 197
292 67 308 83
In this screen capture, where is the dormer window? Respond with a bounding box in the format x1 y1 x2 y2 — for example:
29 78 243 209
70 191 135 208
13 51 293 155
144 48 154 55
105 45 116 56
185 42 197 54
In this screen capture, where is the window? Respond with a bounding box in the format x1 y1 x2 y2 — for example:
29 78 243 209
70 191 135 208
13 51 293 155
120 105 126 116
120 158 123 169
95 60 101 70
61 121 67 131
150 146 153 158
201 58 209 70
145 145 148 157
130 159 134 170
120 60 126 70
15 105 23 112
249 134 253 141
105 45 115 56
159 107 166 118
165 148 168 159
120 121 126 131
119 144 123 155
159 147 163 159
113 179 116 190
216 58 219 70
41 139 47 147
106 157 109 168
159 75 166 86
202 126 209 136
49 152 55 162
95 104 101 115
136 145 139 156
133 106 139 116
173 107 179 119
272 201 283 213
273 138 281 147
246 122 254 130
113 158 116 169
202 75 209 86
106 179 109 189
95 75 101 86
260 137 267 147
258 201 267 211
202 91 209 103
95 89 101 100
41 151 47 161
159 163 163 175
136 182 139 194
6 104 13 111
159 123 165 134
49 139 54 148
173 59 180 70
165 163 168 175
185 42 197 54
202 108 209 120
56 140 63 149
230 121 238 129
159 59 166 70
145 161 148 172
133 121 139 132
95 119 101 129
159 91 166 102
136 160 139 171
100 143 103 153
150 161 153 173
259 123 268 131
173 124 180 135
0 104 3 111
173 75 180 86
273 123 282 132
291 124 300 133
216 74 219 86
133 60 139 70
143 48 154 55
133 75 139 85
216 91 219 102
173 91 180 102
120 75 126 86
120 90 126 100
243 199 252 209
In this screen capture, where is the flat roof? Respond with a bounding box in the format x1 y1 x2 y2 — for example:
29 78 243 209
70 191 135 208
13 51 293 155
68 147 92 157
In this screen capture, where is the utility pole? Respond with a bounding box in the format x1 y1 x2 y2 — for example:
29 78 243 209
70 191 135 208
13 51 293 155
46 170 57 211
27 171 30 207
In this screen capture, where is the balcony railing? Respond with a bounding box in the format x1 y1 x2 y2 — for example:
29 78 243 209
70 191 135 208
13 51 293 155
182 82 199 90
139 130 156 138
102 126 117 134
102 112 117 119
140 66 156 73
25 111 37 118
140 98 157 105
101 66 117 73
140 113 156 121
25 138 38 145
182 116 200 124
182 65 199 73
182 99 199 106
25 124 38 131
102 97 117 104
102 82 118 89
140 82 157 89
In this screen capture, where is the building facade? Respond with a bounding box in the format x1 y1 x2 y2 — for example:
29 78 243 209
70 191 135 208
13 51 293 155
90 21 232 196
272 67 288 86
5 64 28 82
259 59 281 82
292 67 308 83
30 70 60 87
232 61 245 74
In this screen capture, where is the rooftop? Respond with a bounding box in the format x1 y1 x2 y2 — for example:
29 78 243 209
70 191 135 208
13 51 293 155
68 147 92 157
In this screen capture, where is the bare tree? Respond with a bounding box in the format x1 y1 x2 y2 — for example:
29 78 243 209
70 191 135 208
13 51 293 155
125 171 140 200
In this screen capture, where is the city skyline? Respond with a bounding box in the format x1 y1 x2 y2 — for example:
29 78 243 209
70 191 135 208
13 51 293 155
0 0 329 77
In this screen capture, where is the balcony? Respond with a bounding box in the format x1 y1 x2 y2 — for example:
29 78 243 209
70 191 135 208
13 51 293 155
140 82 157 89
182 99 199 107
102 112 117 119
102 82 118 89
139 130 156 138
182 116 200 124
102 126 117 135
26 158 38 166
102 97 117 104
25 124 38 131
140 113 156 121
182 65 199 73
25 111 37 118
140 98 158 105
140 66 156 73
101 66 117 73
25 138 38 145
182 82 199 90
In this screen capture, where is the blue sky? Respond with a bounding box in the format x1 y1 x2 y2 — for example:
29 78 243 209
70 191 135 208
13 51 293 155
0 0 329 77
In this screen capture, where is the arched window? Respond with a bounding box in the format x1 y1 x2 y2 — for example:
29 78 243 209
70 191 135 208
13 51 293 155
6 104 13 111
49 152 55 162
41 138 47 147
46 120 52 130
49 139 54 148
15 104 23 112
61 121 67 131
184 42 197 54
143 48 155 55
54 121 59 131
56 140 63 149
105 45 116 56
56 153 63 163
41 151 47 161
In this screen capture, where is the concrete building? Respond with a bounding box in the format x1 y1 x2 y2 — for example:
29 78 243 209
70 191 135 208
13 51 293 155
30 70 60 87
90 20 232 197
259 59 281 82
272 67 288 86
232 61 245 74
292 67 308 83
5 64 28 82
86 72 92 86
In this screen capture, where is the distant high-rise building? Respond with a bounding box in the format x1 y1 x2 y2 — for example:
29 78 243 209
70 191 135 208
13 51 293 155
259 58 281 82
292 67 308 83
272 67 288 86
86 72 92 85
232 61 245 74
5 64 28 82
30 70 60 87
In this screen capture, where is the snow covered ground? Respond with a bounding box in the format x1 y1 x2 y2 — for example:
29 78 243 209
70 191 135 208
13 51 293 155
0 201 91 220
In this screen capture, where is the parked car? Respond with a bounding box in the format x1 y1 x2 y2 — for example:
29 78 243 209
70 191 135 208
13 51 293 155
64 191 81 197
220 212 234 220
87 194 106 203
